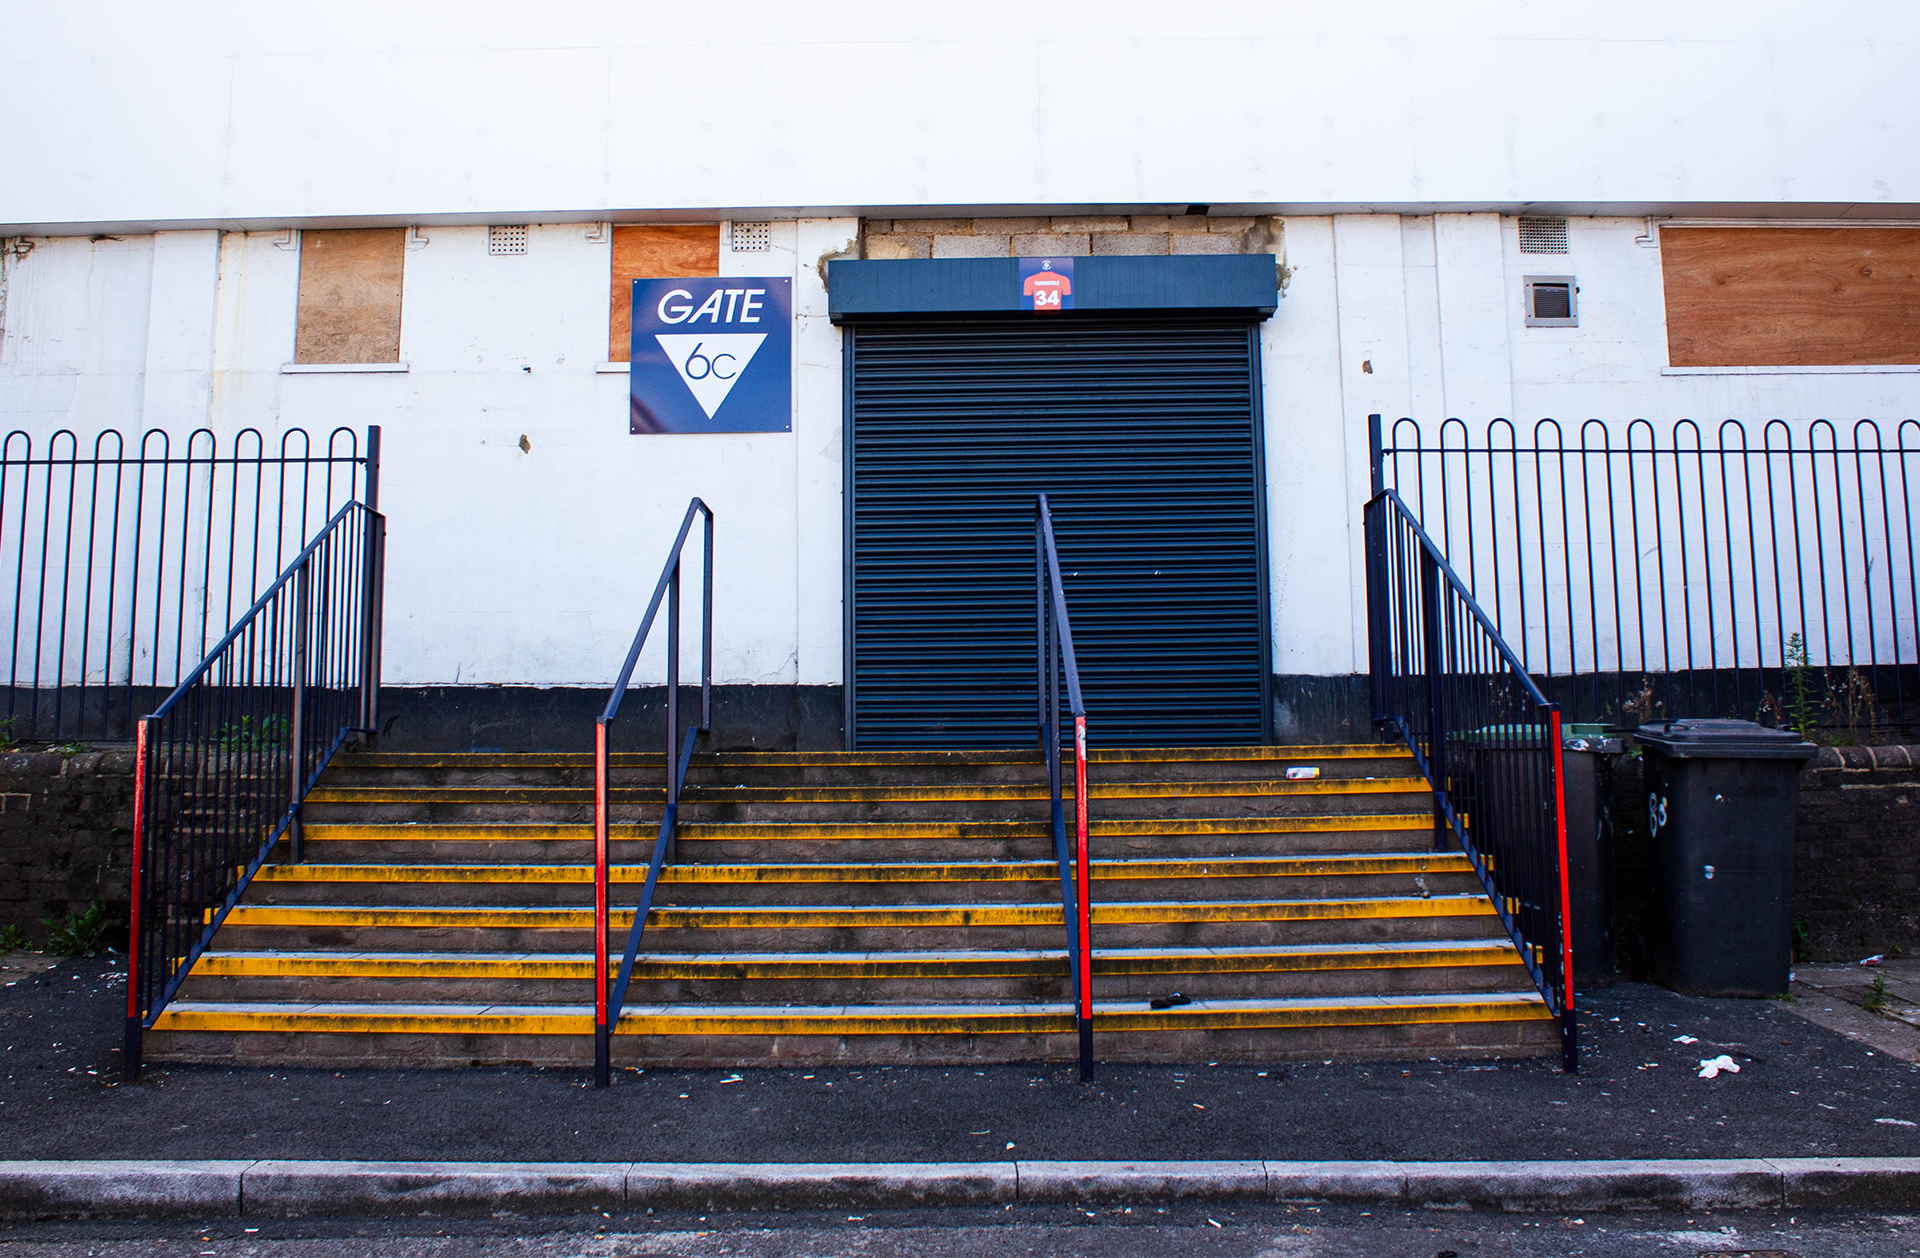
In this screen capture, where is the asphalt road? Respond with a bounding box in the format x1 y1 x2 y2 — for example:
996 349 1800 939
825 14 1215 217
0 1203 1914 1257
4 956 1919 1163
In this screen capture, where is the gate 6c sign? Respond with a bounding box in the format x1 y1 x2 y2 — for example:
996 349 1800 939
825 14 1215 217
630 277 792 434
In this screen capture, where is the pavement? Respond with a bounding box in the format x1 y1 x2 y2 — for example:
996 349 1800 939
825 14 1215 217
3 952 1920 1222
1789 957 1920 1062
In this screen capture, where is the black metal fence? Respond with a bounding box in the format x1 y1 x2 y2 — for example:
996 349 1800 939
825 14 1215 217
126 496 385 1078
1365 488 1576 1070
2 427 373 743
1373 415 1920 735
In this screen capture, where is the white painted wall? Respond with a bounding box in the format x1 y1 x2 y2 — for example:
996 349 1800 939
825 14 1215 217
1 218 856 690
5 2 1918 233
6 213 1920 692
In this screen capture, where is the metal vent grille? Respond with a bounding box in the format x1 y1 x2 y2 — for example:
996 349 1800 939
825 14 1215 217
730 222 771 252
1518 217 1569 254
488 225 528 255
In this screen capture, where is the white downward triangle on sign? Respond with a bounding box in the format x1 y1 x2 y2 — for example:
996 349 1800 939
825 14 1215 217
654 333 769 419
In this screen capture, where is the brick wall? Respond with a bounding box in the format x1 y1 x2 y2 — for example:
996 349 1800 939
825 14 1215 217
860 214 1285 261
1609 745 1920 973
0 751 134 942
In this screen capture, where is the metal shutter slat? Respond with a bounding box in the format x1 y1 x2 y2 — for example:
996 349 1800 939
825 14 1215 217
848 316 1267 749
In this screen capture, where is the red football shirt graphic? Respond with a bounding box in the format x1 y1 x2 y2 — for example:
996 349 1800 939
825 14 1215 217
1023 271 1071 310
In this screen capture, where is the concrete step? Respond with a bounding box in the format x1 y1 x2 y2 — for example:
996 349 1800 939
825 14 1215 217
294 815 1439 865
174 939 1534 1005
243 854 1484 907
299 777 1432 826
324 745 1417 789
207 893 1502 953
143 990 1557 1067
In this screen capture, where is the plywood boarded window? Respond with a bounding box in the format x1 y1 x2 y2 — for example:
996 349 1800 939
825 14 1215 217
609 225 719 362
1662 227 1920 367
293 229 406 363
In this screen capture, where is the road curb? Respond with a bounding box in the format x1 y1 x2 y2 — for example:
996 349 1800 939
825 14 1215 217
0 1157 1917 1219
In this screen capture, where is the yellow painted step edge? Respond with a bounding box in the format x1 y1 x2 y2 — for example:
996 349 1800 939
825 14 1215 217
301 814 1435 843
305 777 1432 804
152 996 1546 1037
247 854 1474 886
217 896 1496 930
187 942 1525 981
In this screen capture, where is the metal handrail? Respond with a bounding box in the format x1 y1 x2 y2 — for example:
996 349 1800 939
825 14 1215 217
1365 486 1577 1071
124 488 385 1079
1036 494 1093 1081
593 497 714 1087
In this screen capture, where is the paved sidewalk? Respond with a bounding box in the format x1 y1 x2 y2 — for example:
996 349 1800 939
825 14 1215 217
4 955 1918 1166
1790 959 1920 1062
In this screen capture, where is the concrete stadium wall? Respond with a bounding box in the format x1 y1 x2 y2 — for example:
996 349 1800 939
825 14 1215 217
5 214 1920 699
6 2 1918 233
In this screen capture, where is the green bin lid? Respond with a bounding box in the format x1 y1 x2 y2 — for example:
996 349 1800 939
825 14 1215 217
1449 722 1616 748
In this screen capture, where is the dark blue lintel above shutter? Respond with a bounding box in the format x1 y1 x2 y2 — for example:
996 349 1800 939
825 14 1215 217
828 255 1279 322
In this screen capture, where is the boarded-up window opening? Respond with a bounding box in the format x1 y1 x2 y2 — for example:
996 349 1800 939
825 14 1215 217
608 225 720 362
1662 227 1920 368
293 229 405 364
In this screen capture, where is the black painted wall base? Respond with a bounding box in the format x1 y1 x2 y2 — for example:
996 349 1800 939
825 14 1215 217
374 686 845 753
373 676 1385 753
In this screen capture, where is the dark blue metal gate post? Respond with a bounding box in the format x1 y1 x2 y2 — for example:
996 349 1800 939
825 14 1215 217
1421 547 1447 851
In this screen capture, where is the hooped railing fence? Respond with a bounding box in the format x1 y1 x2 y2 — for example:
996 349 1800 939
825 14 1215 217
1365 487 1577 1071
124 486 386 1078
593 497 714 1087
1372 414 1920 734
1036 494 1094 1080
2 426 373 743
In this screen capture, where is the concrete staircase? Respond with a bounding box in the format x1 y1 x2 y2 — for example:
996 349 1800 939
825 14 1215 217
145 745 1559 1067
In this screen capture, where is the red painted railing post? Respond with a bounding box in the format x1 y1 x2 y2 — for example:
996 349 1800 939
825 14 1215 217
593 719 611 1086
123 716 151 1082
1549 708 1578 1072
1074 715 1093 1080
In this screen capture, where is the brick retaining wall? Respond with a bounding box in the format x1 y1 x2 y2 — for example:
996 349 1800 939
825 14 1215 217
0 751 134 942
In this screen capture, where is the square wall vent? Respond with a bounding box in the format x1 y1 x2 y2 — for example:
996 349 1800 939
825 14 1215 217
488 225 528 255
730 222 771 253
1518 217 1569 254
1524 275 1578 327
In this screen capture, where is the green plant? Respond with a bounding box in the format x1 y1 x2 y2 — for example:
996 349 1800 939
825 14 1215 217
1864 973 1890 1013
1836 667 1877 746
0 717 20 752
39 902 108 957
0 923 28 951
215 714 288 753
1783 633 1822 738
49 740 90 759
1792 918 1811 963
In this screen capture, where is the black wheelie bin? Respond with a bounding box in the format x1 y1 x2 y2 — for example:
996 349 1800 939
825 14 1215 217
1635 719 1818 997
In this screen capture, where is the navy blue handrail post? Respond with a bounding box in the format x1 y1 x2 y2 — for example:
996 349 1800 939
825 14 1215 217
1036 494 1093 1081
593 498 714 1087
1365 487 1577 1072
